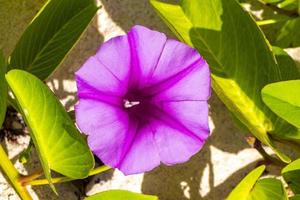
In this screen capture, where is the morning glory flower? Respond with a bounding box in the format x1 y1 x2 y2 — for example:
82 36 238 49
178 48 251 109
75 25 211 175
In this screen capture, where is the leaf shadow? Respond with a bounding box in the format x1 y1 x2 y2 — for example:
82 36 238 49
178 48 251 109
241 0 293 43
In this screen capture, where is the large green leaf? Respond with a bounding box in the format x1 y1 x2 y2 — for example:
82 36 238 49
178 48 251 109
247 178 288 200
150 0 300 162
276 17 300 48
5 70 94 191
0 51 7 126
282 158 300 194
85 190 158 200
228 166 288 200
262 80 300 129
227 165 265 200
9 0 98 80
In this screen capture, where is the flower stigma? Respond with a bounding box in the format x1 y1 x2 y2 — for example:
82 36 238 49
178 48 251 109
123 99 140 108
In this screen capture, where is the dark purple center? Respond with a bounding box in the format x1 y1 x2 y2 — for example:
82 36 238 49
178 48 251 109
122 90 154 122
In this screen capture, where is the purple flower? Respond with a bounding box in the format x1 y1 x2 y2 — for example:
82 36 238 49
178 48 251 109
75 25 211 175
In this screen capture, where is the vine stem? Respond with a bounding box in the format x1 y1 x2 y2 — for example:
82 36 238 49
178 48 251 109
23 165 111 186
0 144 32 200
256 18 289 26
253 139 286 167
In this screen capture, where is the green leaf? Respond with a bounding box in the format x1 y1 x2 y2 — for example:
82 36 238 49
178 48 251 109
228 166 287 200
150 0 300 162
9 0 98 80
227 165 265 200
272 47 299 79
282 158 300 194
261 0 284 4
276 17 300 48
0 50 7 127
262 80 300 129
263 48 300 140
290 195 300 200
229 111 250 132
5 70 94 191
278 0 299 10
247 178 288 200
85 190 158 200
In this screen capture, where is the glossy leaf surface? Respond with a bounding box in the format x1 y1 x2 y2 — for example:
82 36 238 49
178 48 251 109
262 80 300 129
282 158 300 194
248 178 288 200
227 165 265 200
6 70 94 190
85 190 158 200
150 0 300 162
9 0 98 80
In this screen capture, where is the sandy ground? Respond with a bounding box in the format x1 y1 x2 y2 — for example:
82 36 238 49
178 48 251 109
0 0 299 199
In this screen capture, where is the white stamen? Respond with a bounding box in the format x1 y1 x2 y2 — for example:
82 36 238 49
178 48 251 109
124 100 140 108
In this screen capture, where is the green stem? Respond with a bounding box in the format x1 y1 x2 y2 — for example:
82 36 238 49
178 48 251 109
0 144 32 200
25 165 111 186
256 18 288 26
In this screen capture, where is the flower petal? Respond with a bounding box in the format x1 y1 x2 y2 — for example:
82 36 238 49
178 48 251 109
75 56 126 96
75 25 211 175
127 25 167 87
94 35 131 88
153 120 205 166
151 100 209 165
157 100 210 139
118 122 160 175
145 40 211 101
87 119 130 168
75 99 126 136
76 99 131 167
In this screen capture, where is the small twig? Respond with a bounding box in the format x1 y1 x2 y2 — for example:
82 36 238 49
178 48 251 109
19 170 43 185
253 139 286 167
23 165 111 186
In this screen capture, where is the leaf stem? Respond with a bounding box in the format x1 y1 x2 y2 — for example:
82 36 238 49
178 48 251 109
256 18 288 26
0 144 32 200
25 165 111 186
19 170 43 185
253 139 286 167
